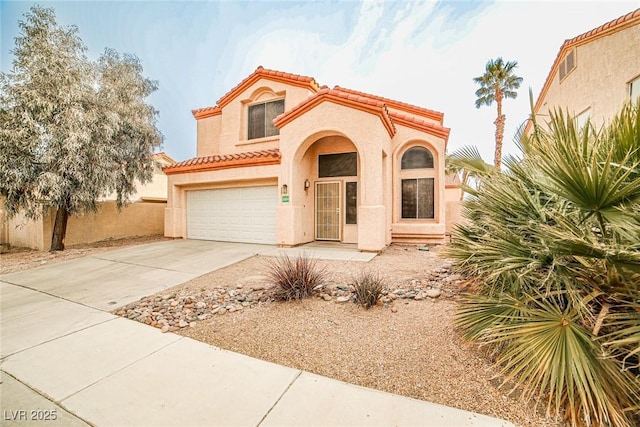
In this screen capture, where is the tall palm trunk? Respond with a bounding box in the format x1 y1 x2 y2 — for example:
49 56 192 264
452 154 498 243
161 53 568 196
494 89 505 170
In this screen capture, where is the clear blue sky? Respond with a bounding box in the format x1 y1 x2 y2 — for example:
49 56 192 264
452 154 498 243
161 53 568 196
2 1 638 162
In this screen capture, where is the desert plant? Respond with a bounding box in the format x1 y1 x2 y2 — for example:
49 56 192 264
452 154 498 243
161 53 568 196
267 254 325 301
446 102 640 427
353 270 385 309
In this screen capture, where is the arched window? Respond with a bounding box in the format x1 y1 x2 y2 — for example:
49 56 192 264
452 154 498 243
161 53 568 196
401 146 433 169
400 146 435 219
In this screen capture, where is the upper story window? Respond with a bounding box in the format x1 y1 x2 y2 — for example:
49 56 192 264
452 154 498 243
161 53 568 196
248 99 284 140
558 49 576 82
630 75 640 101
401 146 434 169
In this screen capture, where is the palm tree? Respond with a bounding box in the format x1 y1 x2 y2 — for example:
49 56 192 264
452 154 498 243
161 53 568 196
446 102 640 426
474 58 523 170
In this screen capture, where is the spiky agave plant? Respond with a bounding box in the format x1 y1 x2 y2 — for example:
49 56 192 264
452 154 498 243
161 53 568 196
447 101 640 426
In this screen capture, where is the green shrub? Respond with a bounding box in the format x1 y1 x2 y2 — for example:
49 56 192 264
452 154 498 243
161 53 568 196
446 102 640 427
353 270 385 309
267 254 325 301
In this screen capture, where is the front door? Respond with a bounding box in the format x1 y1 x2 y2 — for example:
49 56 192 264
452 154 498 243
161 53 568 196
315 182 341 240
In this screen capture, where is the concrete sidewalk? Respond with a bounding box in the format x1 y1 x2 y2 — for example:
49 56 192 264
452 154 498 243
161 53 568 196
1 240 513 426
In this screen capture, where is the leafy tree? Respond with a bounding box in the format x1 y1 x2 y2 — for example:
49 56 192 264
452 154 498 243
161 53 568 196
473 57 523 169
447 102 640 426
0 6 162 251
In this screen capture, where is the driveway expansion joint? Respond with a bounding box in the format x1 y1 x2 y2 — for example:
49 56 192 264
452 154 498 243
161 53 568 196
256 370 303 426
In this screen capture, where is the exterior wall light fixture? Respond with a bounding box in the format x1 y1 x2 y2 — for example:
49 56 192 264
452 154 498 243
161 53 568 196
304 179 311 190
281 184 288 195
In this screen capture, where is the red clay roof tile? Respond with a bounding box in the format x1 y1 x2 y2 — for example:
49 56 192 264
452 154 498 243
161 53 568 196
333 86 444 123
191 106 222 119
273 88 396 138
215 66 319 109
163 149 281 175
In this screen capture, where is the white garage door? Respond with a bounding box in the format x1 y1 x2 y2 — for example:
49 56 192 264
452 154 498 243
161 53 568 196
187 186 277 244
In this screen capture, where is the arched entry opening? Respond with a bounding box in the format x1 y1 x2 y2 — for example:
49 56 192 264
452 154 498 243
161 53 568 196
295 133 360 243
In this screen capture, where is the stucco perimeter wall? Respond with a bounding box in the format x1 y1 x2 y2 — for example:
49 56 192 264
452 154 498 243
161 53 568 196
6 210 49 251
0 199 8 245
63 202 165 248
6 202 164 251
164 164 281 239
538 24 640 126
202 81 316 157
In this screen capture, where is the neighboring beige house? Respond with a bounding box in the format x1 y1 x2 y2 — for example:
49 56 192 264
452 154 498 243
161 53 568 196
3 152 175 251
527 8 640 132
164 67 460 251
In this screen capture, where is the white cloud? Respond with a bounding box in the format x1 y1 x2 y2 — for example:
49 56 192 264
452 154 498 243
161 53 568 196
235 0 638 163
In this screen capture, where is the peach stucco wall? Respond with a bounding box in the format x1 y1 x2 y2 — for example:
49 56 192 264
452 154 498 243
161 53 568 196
536 23 640 127
169 76 450 251
6 202 165 251
196 82 315 157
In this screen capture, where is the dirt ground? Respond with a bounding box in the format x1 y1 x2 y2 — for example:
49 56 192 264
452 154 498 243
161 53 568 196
142 245 561 427
3 238 561 426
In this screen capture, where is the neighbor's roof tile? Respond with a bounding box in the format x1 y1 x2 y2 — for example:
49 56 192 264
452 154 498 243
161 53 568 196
528 8 640 133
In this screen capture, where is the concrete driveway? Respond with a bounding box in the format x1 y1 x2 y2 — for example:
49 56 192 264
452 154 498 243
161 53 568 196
1 239 275 311
0 239 513 427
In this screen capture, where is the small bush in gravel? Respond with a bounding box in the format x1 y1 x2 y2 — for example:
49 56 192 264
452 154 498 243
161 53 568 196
353 271 385 309
267 254 325 301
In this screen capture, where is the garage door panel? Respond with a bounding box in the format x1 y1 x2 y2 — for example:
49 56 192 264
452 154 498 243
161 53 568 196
187 186 277 244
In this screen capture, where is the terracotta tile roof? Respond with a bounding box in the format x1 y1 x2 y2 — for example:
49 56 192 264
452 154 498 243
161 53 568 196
274 86 451 142
163 149 281 175
215 66 320 109
333 86 444 123
273 87 397 138
527 8 640 133
388 111 450 141
192 106 221 119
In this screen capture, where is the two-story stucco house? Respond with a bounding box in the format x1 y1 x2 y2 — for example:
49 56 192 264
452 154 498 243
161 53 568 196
164 67 458 252
527 8 640 131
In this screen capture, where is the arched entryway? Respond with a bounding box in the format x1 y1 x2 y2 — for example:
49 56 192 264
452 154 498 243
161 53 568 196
294 133 360 244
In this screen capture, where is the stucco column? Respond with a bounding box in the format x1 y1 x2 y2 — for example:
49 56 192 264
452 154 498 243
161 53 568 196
164 183 184 238
358 147 386 251
275 146 299 246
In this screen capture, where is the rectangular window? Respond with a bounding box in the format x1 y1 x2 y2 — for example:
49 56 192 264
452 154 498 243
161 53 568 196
318 152 357 178
558 49 576 83
248 99 284 140
401 178 434 219
345 182 357 224
631 76 640 101
565 50 575 73
559 61 566 81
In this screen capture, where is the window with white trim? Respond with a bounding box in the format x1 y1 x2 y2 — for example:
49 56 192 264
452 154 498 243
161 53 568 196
248 99 284 140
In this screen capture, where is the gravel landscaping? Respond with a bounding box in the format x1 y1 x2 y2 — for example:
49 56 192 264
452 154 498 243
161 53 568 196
117 244 562 427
